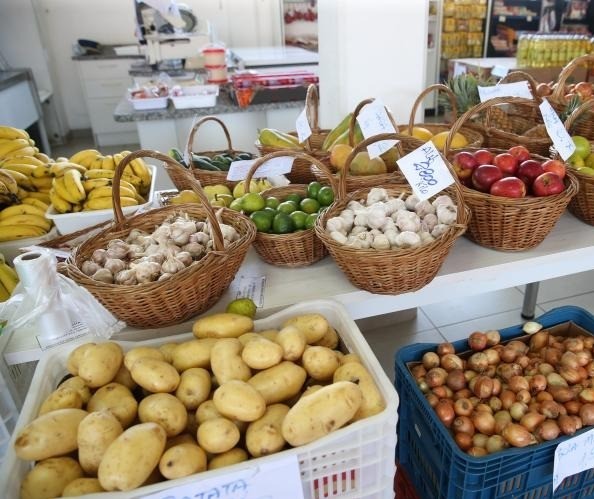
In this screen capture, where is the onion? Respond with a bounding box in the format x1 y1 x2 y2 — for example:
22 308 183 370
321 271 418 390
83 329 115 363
502 423 537 448
469 397 480 407
484 349 500 366
536 391 553 402
453 415 475 435
538 363 555 376
472 433 489 449
467 447 488 457
561 351 580 370
579 403 594 425
520 412 545 432
468 353 489 373
584 337 594 350
530 374 547 394
484 366 497 378
565 337 584 353
536 420 560 441
411 365 427 380
565 400 582 415
529 331 550 351
586 362 594 379
472 411 496 436
528 401 540 413
446 370 467 392
508 376 529 393
559 366 583 385
468 332 488 352
425 393 439 408
547 372 568 388
418 380 430 393
437 342 455 356
486 434 508 454
500 347 518 363
516 355 530 369
576 351 592 367
492 378 502 396
489 396 502 412
454 398 474 417
579 388 594 403
508 340 528 355
500 390 516 410
572 415 584 430
544 348 562 366
435 400 456 427
455 432 474 451
523 321 543 334
510 402 528 421
494 410 512 433
559 414 578 436
549 386 576 403
476 403 493 414
464 370 478 383
432 386 452 399
497 363 523 381
485 330 501 346
472 376 494 399
454 389 472 400
516 390 531 404
441 353 464 372
540 400 561 419
422 352 440 370
426 367 448 388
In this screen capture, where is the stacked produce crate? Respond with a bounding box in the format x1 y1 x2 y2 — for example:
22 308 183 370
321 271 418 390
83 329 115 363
441 0 487 59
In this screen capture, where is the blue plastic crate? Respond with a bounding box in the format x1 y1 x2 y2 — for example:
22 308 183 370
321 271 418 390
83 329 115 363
394 306 594 499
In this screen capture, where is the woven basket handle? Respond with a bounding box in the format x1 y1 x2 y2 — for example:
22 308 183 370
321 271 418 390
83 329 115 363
407 84 458 133
304 84 320 138
114 150 226 252
244 150 338 193
185 116 233 159
552 54 594 101
499 70 539 101
348 98 401 146
565 96 594 132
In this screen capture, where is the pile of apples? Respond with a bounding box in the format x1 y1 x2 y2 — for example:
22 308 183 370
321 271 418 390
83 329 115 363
452 145 566 198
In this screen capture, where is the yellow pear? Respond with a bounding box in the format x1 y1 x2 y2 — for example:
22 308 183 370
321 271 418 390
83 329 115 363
349 152 387 176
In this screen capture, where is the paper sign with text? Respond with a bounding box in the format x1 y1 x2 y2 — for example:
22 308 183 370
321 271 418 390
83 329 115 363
141 453 304 499
478 81 533 102
295 107 312 144
356 99 398 159
396 141 455 201
491 65 510 78
540 98 576 161
453 62 467 77
227 157 294 181
231 275 267 308
553 427 594 492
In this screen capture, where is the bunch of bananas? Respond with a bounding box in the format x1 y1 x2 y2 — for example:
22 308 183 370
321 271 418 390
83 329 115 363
49 149 152 213
0 252 18 301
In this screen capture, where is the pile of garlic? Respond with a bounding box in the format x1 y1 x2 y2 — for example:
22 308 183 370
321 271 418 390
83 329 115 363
80 210 240 285
325 187 457 250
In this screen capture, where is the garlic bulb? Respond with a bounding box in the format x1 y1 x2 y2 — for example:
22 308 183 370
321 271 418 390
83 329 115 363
81 260 101 277
195 221 206 232
161 255 186 274
106 241 130 260
420 231 436 245
153 224 171 244
326 217 346 234
346 238 364 249
166 242 181 255
369 228 382 236
385 198 406 216
372 234 390 250
220 224 239 242
144 244 163 256
171 220 197 235
404 194 420 211
354 212 369 227
367 188 389 205
415 199 436 218
381 218 397 233
133 261 161 284
395 210 421 233
431 224 450 238
395 231 421 249
384 229 399 247
91 248 107 266
367 208 387 230
170 226 191 246
182 242 204 259
356 231 374 249
432 195 454 209
103 258 127 275
351 225 368 236
437 204 457 225
127 244 145 259
91 268 113 284
175 251 193 267
126 229 150 245
330 231 347 244
158 273 173 281
422 213 438 233
190 232 210 245
347 200 365 213
114 269 138 285
146 253 167 265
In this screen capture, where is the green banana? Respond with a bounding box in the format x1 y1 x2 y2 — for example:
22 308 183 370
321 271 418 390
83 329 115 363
322 113 353 151
258 129 301 149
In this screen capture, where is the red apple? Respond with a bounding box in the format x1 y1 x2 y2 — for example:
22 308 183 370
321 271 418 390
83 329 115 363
532 172 565 197
507 145 531 163
473 149 495 166
472 164 503 192
490 177 527 198
517 160 545 187
494 153 519 175
452 151 478 180
542 159 566 180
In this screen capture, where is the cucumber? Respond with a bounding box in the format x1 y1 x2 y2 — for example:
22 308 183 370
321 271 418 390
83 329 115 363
211 160 230 171
193 158 221 171
236 152 253 160
168 148 187 167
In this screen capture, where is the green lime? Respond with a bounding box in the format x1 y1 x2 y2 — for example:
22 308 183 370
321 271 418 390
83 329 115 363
299 197 320 214
290 210 308 230
285 193 302 205
229 198 243 211
307 181 322 199
305 213 318 229
241 192 266 213
265 196 280 209
264 206 278 215
277 200 298 215
250 211 273 232
317 186 334 206
226 298 257 319
272 212 295 234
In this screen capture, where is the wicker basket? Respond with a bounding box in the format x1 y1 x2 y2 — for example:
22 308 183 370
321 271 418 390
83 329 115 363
167 116 251 191
406 83 483 149
63 150 257 328
243 151 337 267
444 99 579 251
313 132 470 295
255 84 329 184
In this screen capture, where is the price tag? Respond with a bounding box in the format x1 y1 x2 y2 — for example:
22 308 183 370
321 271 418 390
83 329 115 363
295 107 312 144
490 65 510 78
356 99 398 159
453 62 467 77
553 427 594 492
498 15 506 22
141 454 304 499
396 141 455 201
539 98 576 161
227 157 294 181
231 275 266 308
478 81 533 102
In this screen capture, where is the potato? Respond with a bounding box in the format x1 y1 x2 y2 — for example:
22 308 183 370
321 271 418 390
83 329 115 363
276 325 306 361
139 393 188 437
14 408 88 461
281 381 363 446
282 314 329 344
211 338 251 384
172 338 218 372
193 313 253 339
313 325 340 349
241 337 283 369
197 417 240 454
238 332 263 346
333 362 385 420
159 442 207 479
98 422 167 492
66 342 95 376
159 342 179 364
302 346 340 381
62 477 105 496
131 357 180 392
78 342 123 388
208 447 248 470
175 367 212 410
38 387 82 415
196 399 222 423
246 404 290 458
213 380 266 422
258 329 279 342
248 361 307 404
123 346 165 371
87 382 138 428
112 363 137 390
20 457 83 499
78 410 123 475
340 353 362 365
186 410 199 436
58 376 91 404
165 433 196 450
301 385 324 398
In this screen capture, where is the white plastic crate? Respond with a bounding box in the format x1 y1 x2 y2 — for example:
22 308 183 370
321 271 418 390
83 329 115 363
170 84 219 109
0 299 399 499
128 95 168 110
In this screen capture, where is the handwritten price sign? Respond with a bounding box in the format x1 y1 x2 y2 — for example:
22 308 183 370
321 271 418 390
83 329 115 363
477 81 533 102
227 157 294 181
295 107 312 144
356 99 398 159
553 427 594 492
540 98 576 161
397 141 455 201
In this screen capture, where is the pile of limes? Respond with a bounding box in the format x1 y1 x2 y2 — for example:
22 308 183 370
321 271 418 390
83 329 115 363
233 181 334 234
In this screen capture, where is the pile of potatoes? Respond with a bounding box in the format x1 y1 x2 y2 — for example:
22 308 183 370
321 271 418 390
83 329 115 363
13 312 386 498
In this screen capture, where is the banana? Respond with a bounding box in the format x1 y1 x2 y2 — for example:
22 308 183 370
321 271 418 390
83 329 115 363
0 170 19 195
49 162 87 177
0 139 31 157
87 185 136 201
31 164 52 178
17 188 29 200
0 214 51 231
3 155 45 168
0 261 19 295
0 282 11 302
0 203 47 219
129 158 152 191
83 169 118 180
118 179 138 194
83 196 138 211
62 169 86 203
53 176 80 204
69 149 99 165
25 191 51 203
2 146 37 160
113 152 125 167
2 170 35 191
34 152 52 163
2 163 37 177
0 126 29 141
0 224 46 241
101 155 116 171
31 176 54 190
49 188 71 213
0 181 13 199
83 178 112 192
72 204 83 213
55 156 69 163
22 197 49 211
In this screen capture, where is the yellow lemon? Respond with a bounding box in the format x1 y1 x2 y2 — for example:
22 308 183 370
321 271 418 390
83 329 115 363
432 131 468 151
411 127 434 141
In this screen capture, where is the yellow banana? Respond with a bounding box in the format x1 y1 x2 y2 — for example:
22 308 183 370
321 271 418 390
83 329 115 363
3 169 35 190
2 163 37 177
87 185 136 201
83 178 112 192
25 191 51 203
49 188 71 213
31 164 52 178
34 152 52 164
21 197 49 211
0 181 13 198
0 170 19 195
0 281 10 302
0 139 32 157
129 158 152 190
55 156 69 162
69 149 100 165
113 152 125 167
31 176 54 190
0 214 51 231
0 224 46 241
0 262 19 295
62 169 86 203
83 169 116 180
72 204 83 213
49 162 87 177
120 150 132 156
2 146 37 160
2 155 44 168
90 156 105 170
101 155 116 171
84 196 138 211
0 126 29 141
53 176 80 204
0 203 47 219
17 188 29 200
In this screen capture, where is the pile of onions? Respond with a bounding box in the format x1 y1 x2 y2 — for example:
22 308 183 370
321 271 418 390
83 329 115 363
413 324 594 456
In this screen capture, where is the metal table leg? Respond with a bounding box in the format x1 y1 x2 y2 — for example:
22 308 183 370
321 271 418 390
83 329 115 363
521 282 540 320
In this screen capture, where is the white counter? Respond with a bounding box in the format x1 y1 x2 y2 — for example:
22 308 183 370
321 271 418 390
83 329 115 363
232 46 319 67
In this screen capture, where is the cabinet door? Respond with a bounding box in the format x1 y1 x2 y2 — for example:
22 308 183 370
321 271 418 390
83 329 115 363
86 97 136 134
78 59 132 80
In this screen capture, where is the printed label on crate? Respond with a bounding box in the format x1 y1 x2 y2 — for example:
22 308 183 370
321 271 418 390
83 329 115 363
295 107 312 144
227 158 294 181
453 62 467 77
396 141 455 201
490 65 510 78
230 275 267 308
540 98 576 161
141 453 304 499
356 99 398 159
553 427 594 492
36 320 89 351
477 81 533 102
